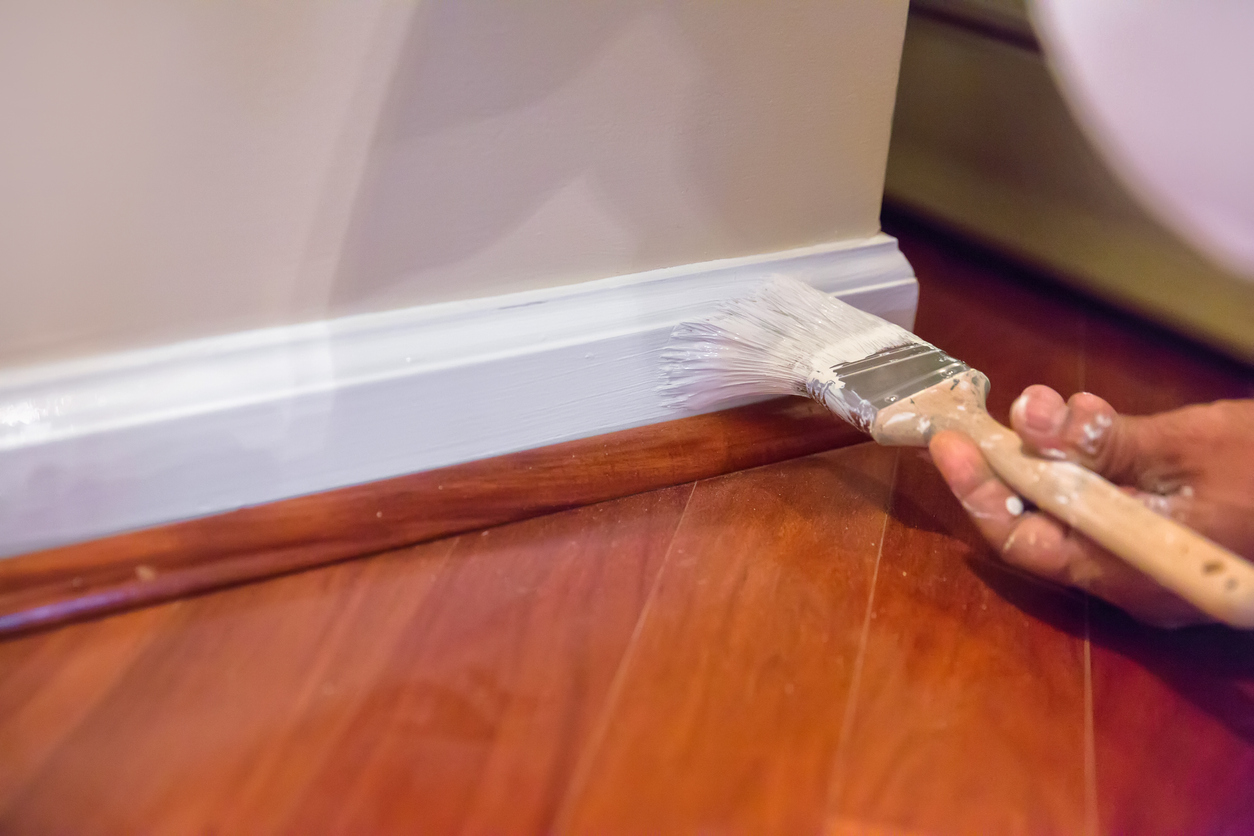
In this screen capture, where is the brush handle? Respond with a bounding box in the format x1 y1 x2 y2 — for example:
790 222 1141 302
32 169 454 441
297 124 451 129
871 371 1254 628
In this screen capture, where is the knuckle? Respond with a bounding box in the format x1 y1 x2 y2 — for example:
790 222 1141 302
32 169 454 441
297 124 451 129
1058 396 1125 472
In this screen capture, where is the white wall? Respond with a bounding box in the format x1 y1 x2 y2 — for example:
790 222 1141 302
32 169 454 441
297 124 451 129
0 1 909 369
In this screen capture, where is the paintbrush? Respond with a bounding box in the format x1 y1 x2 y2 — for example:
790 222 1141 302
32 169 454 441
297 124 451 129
661 275 1254 627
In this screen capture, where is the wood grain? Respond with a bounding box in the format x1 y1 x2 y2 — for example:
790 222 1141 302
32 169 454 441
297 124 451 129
280 485 691 835
0 603 178 813
0 537 457 833
0 486 691 834
828 449 1089 835
1088 614 1254 836
557 443 897 833
0 396 859 636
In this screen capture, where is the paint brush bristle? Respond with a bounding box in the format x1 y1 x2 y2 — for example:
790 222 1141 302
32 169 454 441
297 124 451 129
660 275 937 427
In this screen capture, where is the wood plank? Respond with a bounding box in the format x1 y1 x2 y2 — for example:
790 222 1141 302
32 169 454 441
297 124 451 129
1088 614 1254 836
556 443 897 833
0 604 176 812
827 449 1090 835
279 485 691 835
0 537 457 833
0 484 691 834
0 397 858 636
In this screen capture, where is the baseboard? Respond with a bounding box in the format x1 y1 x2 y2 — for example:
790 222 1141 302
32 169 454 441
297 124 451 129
0 234 917 558
0 399 866 635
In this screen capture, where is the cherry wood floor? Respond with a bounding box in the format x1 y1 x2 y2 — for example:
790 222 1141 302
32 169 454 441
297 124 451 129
2 215 1253 834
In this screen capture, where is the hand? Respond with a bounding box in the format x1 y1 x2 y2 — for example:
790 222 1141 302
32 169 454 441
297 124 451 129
929 385 1254 627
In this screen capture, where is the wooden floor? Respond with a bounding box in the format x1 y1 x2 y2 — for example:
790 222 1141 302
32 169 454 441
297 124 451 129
3 215 1253 835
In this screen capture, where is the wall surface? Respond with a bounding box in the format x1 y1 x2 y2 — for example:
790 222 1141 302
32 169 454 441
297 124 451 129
0 0 909 369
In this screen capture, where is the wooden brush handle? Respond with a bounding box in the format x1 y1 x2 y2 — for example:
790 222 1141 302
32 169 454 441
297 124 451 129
871 371 1254 628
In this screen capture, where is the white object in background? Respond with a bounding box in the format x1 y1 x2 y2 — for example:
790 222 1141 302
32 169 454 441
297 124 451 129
1031 1 1254 280
0 235 917 559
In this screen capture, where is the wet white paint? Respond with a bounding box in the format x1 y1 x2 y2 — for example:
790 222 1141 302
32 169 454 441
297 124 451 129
1079 419 1107 455
1142 493 1172 515
980 432 1006 452
882 411 917 427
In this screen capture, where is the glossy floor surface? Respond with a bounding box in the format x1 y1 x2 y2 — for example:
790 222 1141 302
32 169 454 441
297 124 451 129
3 217 1253 834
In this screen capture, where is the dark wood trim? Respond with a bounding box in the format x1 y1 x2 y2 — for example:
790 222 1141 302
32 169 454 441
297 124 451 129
0 399 862 636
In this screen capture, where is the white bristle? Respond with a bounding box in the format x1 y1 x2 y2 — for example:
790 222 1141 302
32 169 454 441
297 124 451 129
660 275 925 414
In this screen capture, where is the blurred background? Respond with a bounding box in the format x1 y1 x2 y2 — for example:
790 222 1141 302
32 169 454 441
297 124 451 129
889 0 1254 362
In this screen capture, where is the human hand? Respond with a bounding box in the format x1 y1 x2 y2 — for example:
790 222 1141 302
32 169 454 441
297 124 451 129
929 385 1254 627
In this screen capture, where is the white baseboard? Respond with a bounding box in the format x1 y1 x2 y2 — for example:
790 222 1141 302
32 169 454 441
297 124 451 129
0 234 917 558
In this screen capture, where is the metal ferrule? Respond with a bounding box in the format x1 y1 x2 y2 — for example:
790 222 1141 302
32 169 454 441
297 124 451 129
808 343 970 431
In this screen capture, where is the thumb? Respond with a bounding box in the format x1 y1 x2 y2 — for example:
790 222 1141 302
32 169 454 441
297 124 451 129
1009 386 1177 491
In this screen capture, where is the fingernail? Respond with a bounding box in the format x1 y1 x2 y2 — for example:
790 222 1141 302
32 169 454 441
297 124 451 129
1019 394 1062 434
